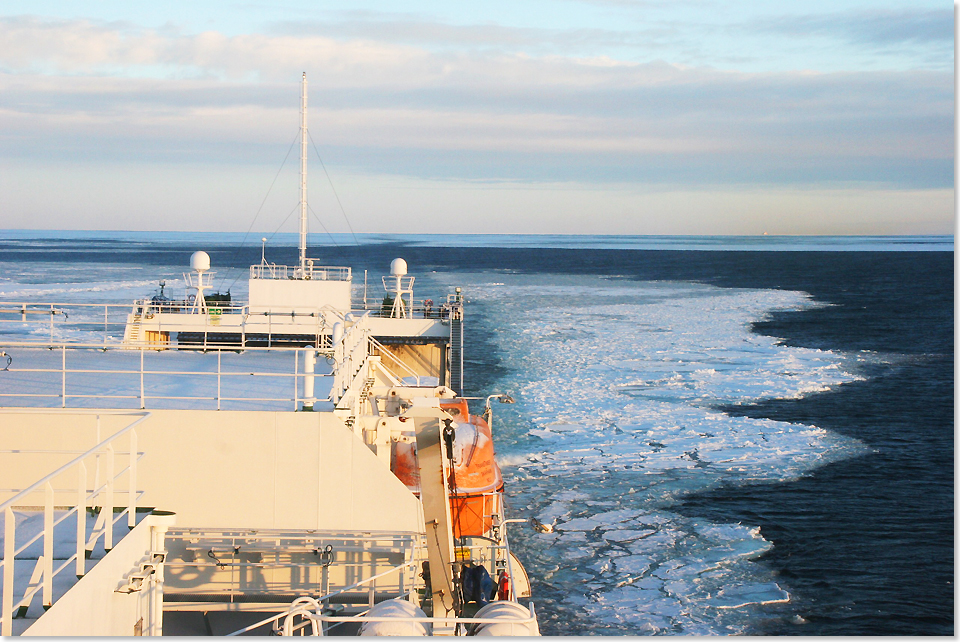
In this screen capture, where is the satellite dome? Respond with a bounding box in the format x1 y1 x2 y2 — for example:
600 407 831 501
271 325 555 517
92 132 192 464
190 251 211 272
390 258 408 277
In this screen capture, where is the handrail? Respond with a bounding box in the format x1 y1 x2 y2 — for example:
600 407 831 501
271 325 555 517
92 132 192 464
368 337 421 385
248 600 537 637
329 314 372 406
1 410 149 636
0 411 148 513
249 263 351 281
226 560 420 636
0 343 330 410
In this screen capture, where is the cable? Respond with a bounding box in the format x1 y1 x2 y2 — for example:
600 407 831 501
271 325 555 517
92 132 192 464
307 203 341 249
224 202 300 293
308 131 362 248
216 130 300 293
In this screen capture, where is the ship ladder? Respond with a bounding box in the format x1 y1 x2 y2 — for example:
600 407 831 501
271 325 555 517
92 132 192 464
449 315 463 395
124 314 142 345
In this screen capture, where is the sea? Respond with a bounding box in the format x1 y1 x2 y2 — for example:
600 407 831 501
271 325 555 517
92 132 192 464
0 231 953 636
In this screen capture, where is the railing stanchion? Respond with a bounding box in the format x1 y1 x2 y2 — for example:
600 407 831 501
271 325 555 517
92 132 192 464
93 415 101 506
293 350 299 410
140 348 145 409
3 505 15 636
104 444 114 551
217 350 222 411
61 344 66 408
76 461 86 578
43 482 54 608
128 429 138 529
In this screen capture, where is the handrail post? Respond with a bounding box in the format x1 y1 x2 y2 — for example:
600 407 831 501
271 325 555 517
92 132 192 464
140 348 145 409
128 429 138 529
217 350 222 411
3 505 15 636
43 482 54 608
302 347 316 411
293 350 299 410
104 443 114 551
61 344 66 408
93 415 101 506
76 461 86 578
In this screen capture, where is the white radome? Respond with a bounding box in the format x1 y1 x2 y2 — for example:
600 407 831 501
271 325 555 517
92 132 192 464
390 257 408 277
190 251 211 273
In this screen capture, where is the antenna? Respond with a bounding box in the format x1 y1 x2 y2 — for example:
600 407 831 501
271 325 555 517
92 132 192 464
187 251 212 313
383 258 415 318
299 72 308 275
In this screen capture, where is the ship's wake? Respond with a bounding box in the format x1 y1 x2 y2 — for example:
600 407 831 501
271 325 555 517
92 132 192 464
453 274 868 635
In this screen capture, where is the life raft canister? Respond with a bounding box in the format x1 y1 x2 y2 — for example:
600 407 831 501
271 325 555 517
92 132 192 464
390 399 504 537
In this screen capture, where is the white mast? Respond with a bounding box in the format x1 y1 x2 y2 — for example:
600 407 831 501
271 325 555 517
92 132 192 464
299 72 308 275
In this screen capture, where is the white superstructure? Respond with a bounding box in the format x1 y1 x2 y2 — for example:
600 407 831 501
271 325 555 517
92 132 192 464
0 74 537 637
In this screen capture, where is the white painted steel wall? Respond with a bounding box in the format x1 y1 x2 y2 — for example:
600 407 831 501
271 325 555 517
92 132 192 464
0 409 421 534
21 513 174 637
249 279 352 314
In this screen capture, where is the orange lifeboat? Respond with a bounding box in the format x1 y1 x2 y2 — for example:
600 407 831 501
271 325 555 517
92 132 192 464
390 399 504 537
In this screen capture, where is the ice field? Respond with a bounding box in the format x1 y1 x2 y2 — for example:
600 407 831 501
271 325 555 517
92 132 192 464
442 273 869 634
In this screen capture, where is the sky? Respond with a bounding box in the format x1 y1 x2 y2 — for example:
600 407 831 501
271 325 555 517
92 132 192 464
0 1 954 235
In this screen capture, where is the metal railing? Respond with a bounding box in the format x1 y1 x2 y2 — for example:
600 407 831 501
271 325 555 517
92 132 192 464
0 297 451 353
236 597 537 637
368 338 422 387
0 302 134 346
330 316 372 406
133 299 246 316
225 560 424 636
0 410 149 636
250 263 351 281
0 343 332 411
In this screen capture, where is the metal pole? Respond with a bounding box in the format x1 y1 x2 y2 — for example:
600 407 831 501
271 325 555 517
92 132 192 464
299 72 308 273
94 415 101 506
140 348 145 409
217 350 222 411
104 443 114 551
128 429 138 529
76 461 86 578
303 348 316 411
43 482 54 608
61 345 66 408
3 505 14 636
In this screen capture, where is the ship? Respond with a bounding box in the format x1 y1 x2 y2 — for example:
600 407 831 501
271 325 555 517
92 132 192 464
0 74 539 636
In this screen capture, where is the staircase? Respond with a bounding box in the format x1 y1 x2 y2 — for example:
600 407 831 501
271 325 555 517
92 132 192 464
448 306 464 396
122 313 141 345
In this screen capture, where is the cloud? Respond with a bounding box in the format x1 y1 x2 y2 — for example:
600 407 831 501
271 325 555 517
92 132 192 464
0 14 952 191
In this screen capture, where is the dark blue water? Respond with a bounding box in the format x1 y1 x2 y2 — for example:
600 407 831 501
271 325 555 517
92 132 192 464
0 235 952 635
432 247 954 635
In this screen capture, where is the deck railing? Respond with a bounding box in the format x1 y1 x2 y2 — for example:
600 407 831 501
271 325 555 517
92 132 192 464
0 317 388 411
249 263 351 281
0 343 323 411
0 410 149 636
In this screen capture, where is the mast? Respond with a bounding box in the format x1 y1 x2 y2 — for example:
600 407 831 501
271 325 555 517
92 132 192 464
299 72 308 274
